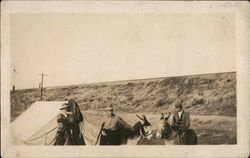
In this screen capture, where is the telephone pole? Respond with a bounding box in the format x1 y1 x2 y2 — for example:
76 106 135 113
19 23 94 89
38 73 48 100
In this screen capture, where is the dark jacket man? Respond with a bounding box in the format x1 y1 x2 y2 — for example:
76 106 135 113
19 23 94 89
170 100 190 144
172 110 190 133
171 101 190 133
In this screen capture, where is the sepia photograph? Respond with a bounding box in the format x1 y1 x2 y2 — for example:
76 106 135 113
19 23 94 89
10 13 237 146
1 1 250 158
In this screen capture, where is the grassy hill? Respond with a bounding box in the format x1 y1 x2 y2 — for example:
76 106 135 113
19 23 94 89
11 72 236 122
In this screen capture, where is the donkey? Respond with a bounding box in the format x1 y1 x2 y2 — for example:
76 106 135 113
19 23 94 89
121 115 153 145
156 113 197 145
99 114 153 145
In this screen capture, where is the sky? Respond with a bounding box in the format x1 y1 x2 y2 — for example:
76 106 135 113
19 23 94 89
10 13 235 89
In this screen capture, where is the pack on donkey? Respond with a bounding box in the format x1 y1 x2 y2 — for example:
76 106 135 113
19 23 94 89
54 99 85 145
98 105 153 145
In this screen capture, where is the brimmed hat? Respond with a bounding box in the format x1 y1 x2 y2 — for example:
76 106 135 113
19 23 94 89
60 103 69 110
175 99 183 108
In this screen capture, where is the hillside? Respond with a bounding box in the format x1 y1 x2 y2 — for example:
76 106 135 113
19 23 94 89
11 72 236 121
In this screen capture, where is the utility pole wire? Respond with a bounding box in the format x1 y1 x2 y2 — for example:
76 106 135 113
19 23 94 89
38 73 48 100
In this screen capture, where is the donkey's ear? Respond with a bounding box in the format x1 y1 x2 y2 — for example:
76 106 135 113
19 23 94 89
136 114 144 121
165 112 171 120
160 113 165 120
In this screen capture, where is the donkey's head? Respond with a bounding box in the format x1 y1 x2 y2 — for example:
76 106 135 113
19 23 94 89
136 114 153 139
156 112 171 138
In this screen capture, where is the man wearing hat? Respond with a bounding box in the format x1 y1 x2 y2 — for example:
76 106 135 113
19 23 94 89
54 103 72 145
171 99 190 144
99 105 133 145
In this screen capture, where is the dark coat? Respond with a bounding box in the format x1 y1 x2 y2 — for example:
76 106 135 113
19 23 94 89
171 111 190 132
67 99 85 145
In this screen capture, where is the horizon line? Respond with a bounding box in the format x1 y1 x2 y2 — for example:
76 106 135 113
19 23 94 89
11 71 236 91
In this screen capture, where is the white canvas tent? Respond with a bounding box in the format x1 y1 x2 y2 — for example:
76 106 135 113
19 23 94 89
11 101 100 145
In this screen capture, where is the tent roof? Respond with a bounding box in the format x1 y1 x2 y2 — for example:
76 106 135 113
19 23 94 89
11 101 66 144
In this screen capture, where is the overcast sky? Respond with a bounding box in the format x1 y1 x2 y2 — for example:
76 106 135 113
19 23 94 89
10 13 235 89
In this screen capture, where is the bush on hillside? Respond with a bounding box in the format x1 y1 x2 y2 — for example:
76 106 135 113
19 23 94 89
165 96 176 105
155 99 165 107
127 82 135 86
192 97 205 106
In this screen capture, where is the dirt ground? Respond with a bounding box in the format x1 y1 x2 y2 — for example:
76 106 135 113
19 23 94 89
83 110 236 145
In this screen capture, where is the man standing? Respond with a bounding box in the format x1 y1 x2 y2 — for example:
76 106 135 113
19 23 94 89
171 99 190 144
54 103 72 145
99 105 133 145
